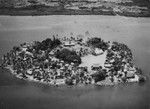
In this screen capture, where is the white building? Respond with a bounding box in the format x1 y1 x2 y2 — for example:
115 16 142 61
93 48 103 55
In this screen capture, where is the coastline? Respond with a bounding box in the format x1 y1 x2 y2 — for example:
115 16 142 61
0 9 149 17
4 66 63 87
3 61 142 87
5 66 141 86
0 0 150 17
0 58 149 109
4 66 60 86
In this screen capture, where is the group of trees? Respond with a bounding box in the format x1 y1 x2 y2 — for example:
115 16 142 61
32 37 61 52
86 37 109 51
40 37 61 50
55 48 81 64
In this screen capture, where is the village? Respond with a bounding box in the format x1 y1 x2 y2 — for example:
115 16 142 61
1 34 145 86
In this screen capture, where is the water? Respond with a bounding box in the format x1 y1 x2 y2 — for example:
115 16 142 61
0 15 150 109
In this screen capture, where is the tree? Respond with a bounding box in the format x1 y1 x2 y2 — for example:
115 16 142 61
92 70 106 83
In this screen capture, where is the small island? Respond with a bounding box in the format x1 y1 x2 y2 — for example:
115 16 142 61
1 34 146 86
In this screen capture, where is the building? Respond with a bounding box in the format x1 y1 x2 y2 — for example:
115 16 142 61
64 41 75 47
93 48 103 56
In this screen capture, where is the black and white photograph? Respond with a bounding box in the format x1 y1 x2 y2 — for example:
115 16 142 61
0 0 150 109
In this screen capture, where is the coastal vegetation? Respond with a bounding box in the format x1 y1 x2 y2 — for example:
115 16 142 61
0 0 150 17
1 34 146 86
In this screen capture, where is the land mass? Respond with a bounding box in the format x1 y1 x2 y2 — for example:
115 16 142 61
1 34 146 86
0 0 150 17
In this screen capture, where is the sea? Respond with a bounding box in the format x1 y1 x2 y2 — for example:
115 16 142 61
0 15 150 109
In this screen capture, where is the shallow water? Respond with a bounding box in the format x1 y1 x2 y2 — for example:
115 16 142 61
0 15 150 109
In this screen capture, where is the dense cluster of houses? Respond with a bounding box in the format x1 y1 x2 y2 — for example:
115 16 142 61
1 35 144 86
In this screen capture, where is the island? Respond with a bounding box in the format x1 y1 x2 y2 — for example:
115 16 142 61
1 34 146 86
0 0 150 17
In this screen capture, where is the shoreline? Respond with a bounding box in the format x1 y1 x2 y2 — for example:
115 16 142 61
4 66 61 86
1 36 146 86
0 11 149 18
4 66 141 87
0 2 150 18
0 14 150 18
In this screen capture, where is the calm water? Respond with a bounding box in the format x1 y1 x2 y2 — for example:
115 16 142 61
0 15 150 109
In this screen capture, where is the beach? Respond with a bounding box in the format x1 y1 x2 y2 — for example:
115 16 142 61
0 15 150 109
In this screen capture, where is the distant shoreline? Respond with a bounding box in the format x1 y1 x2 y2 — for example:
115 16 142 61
0 10 149 17
0 7 116 16
0 5 150 17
